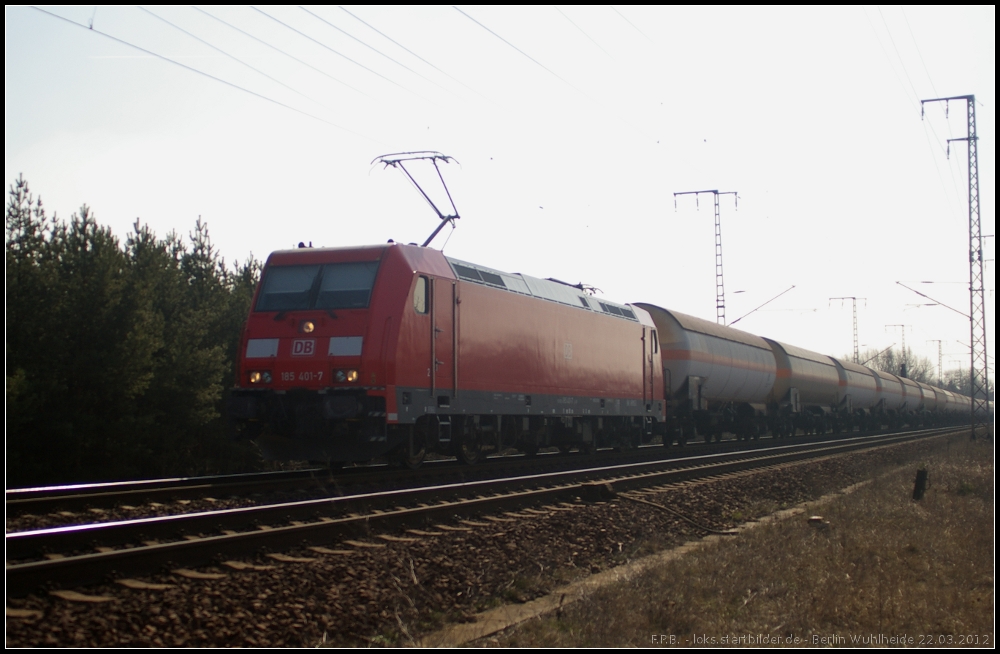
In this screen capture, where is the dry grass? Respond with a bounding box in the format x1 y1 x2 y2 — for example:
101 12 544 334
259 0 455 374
490 437 995 647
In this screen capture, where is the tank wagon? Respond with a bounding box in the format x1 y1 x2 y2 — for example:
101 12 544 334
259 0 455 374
633 304 776 443
829 358 879 432
228 243 664 466
230 243 974 463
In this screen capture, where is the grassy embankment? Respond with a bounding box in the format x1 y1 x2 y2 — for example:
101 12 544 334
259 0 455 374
492 435 995 647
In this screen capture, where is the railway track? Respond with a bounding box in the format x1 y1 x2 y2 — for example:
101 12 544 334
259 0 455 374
4 449 652 534
6 426 956 597
7 423 956 524
5 468 332 516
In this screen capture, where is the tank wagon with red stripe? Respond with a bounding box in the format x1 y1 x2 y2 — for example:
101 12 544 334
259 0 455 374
634 304 972 444
635 304 777 443
229 243 665 465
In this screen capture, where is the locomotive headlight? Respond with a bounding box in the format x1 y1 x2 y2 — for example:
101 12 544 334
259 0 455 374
249 371 272 384
334 369 359 383
300 320 315 334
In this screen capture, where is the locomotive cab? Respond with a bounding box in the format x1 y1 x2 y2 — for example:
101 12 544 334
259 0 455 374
230 244 423 462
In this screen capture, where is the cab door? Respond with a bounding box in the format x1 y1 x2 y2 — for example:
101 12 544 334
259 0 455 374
642 327 653 409
431 278 456 400
642 326 660 414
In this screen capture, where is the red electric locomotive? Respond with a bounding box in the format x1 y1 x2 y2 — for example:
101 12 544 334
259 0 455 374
229 243 665 466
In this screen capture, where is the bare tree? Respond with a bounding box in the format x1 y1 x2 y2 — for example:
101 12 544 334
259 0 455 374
943 366 995 400
856 347 935 384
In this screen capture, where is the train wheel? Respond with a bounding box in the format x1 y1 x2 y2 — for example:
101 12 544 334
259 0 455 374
558 444 573 454
399 445 426 470
457 434 484 465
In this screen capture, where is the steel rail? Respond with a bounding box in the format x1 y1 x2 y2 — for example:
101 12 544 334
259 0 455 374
6 427 959 597
5 468 331 514
4 444 672 516
5 422 948 517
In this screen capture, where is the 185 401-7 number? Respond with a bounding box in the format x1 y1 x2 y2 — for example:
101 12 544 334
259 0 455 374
280 371 324 382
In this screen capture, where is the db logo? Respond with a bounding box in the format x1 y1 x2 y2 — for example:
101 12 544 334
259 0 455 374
291 339 315 356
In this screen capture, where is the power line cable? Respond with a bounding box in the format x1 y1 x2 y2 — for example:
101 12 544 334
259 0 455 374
861 7 962 207
553 6 614 59
337 5 492 103
139 7 348 117
452 5 656 141
30 6 382 144
877 6 922 103
298 6 458 99
876 5 962 197
900 7 939 98
874 6 963 199
192 6 369 98
250 6 431 104
609 6 654 44
862 7 918 111
452 6 589 97
920 102 969 207
899 5 962 149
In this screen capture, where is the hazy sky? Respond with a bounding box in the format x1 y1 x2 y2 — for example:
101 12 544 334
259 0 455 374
5 5 995 374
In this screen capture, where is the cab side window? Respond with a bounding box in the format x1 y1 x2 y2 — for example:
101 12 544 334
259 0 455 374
413 276 428 314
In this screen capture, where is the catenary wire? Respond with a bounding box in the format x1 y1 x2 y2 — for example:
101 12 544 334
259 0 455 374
875 6 964 200
192 6 369 98
452 6 590 98
139 7 351 119
899 7 939 99
553 6 614 60
250 6 434 105
877 6 923 104
609 6 654 44
298 6 459 99
876 5 964 198
860 7 962 209
30 6 383 145
337 5 493 104
451 5 653 140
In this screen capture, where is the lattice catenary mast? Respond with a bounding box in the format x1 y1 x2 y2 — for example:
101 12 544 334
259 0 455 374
674 190 738 325
830 296 866 363
921 94 991 440
885 324 911 378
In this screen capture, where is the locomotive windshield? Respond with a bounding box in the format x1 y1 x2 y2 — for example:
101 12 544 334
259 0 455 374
255 261 380 311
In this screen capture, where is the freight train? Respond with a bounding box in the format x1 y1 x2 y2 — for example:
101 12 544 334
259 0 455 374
227 242 974 466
